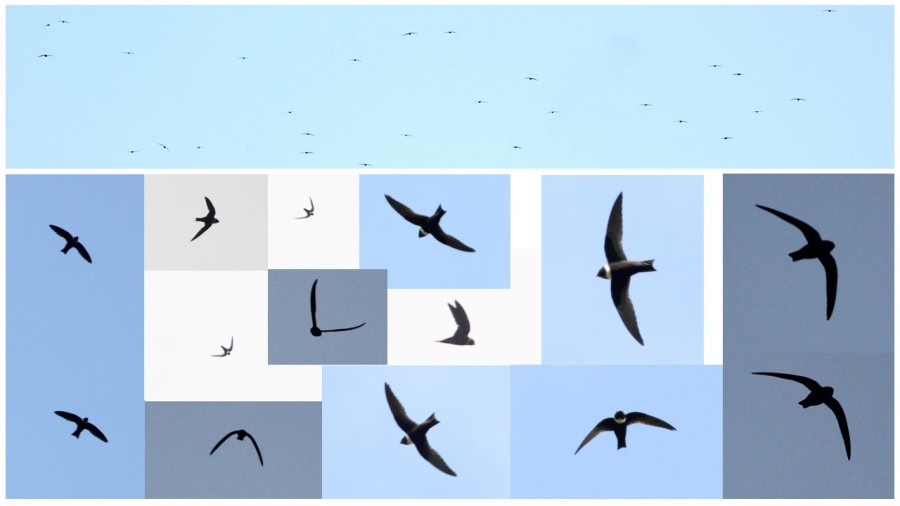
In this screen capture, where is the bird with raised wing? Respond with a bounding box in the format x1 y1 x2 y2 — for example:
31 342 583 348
385 382 457 476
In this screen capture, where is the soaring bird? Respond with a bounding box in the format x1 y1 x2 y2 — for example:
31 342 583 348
49 225 92 263
210 429 263 466
523 77 538 81
753 372 851 460
402 32 417 36
756 204 837 319
55 411 108 442
158 143 170 151
575 410 675 453
384 382 457 476
790 97 807 101
211 336 233 357
384 194 475 252
597 192 656 345
191 196 219 241
38 54 53 57
308 279 366 337
296 197 315 219
437 300 474 345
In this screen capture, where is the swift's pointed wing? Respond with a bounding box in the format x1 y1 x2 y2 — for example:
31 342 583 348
244 431 264 466
575 417 616 454
309 279 318 327
448 301 470 337
823 397 851 460
73 242 92 263
49 225 74 242
431 227 476 252
414 436 457 476
819 253 838 320
55 410 82 424
210 430 240 455
611 277 643 345
204 197 216 217
84 421 108 442
385 195 428 227
752 371 822 391
756 204 822 244
384 383 417 433
604 192 627 263
626 412 676 431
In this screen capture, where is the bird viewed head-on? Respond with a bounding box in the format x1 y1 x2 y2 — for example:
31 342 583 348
614 411 626 423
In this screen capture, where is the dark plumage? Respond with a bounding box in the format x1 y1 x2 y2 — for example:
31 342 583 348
575 410 675 453
437 300 474 345
756 204 838 319
210 429 264 466
296 197 315 219
49 225 92 263
384 382 457 476
596 192 656 345
308 279 366 337
191 196 219 241
753 372 851 460
384 194 475 252
55 411 108 442
211 336 233 357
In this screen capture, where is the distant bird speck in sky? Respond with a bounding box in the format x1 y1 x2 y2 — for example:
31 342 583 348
823 9 837 12
791 97 807 101
38 54 53 57
402 32 417 36
302 132 314 136
524 77 538 81
753 110 763 114
597 192 656 345
238 56 248 60
732 72 744 76
128 150 138 154
58 20 70 24
575 410 675 453
639 103 652 107
296 197 315 219
308 278 367 337
475 100 487 104
384 194 476 253
287 110 294 114
157 143 169 151
547 110 559 114
710 64 722 67
55 411 108 442
122 51 134 55
438 300 475 345
402 133 412 137
512 145 522 149
384 382 458 477
194 146 204 149
191 196 219 242
676 120 688 123
359 163 372 167
752 372 851 460
444 30 457 34
349 58 362 62
755 204 838 320
211 336 233 357
301 151 314 155
210 429 264 466
49 224 92 263
721 136 733 140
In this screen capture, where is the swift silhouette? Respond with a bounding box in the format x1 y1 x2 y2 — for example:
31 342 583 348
384 194 475 252
575 410 675 453
308 279 366 337
385 382 457 476
756 204 837 319
211 336 233 357
296 197 314 219
191 196 219 241
753 372 851 460
55 411 108 442
210 429 263 466
49 225 92 263
437 300 474 345
597 192 656 345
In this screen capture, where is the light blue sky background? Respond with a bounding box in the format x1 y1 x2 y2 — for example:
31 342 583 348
6 175 144 498
145 401 322 498
723 174 893 498
511 365 722 498
542 176 704 364
7 5 892 169
360 174 510 288
322 366 510 498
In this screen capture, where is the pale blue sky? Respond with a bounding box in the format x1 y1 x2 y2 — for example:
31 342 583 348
6 175 144 498
723 174 893 498
511 365 722 498
322 366 511 498
6 5 893 168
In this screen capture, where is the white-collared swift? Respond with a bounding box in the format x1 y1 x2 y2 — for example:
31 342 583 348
753 371 851 460
210 429 264 466
597 192 656 345
49 225 92 263
756 204 837 320
296 197 315 219
437 300 474 345
191 196 219 241
575 410 675 453
384 194 475 252
384 382 457 476
211 336 233 357
55 411 108 442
